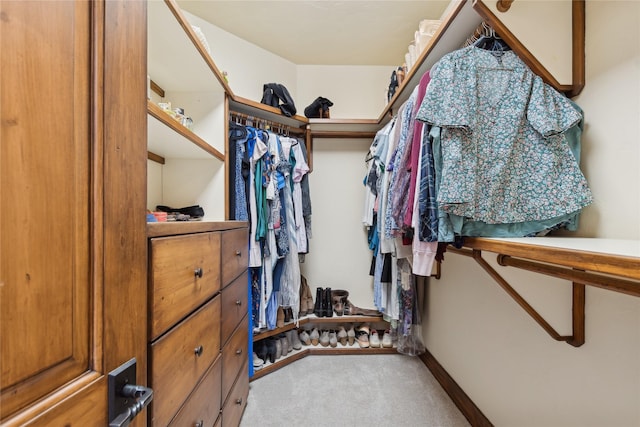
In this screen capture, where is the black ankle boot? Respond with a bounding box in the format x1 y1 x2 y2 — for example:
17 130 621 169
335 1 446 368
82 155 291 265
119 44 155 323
324 287 333 317
265 338 278 363
314 287 324 317
255 339 268 363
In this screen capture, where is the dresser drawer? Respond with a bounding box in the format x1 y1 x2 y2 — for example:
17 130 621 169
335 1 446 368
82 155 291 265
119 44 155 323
150 296 221 427
220 228 248 287
221 315 248 400
150 232 221 340
169 355 222 427
220 271 248 345
221 361 249 427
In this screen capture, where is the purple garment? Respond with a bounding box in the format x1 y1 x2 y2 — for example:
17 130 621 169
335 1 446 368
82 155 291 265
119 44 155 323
403 71 431 228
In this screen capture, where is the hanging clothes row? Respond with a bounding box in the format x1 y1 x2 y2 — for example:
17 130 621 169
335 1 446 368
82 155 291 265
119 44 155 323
362 34 593 354
228 118 312 333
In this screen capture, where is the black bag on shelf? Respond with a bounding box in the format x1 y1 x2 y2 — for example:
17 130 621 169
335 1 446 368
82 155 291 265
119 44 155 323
260 83 297 117
304 97 333 118
156 204 204 219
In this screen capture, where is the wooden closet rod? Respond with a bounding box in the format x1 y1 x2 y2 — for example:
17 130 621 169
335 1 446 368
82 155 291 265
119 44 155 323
229 111 306 136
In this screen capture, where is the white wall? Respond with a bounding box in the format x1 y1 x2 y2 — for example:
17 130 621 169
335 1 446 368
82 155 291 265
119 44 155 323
297 65 391 119
423 2 640 426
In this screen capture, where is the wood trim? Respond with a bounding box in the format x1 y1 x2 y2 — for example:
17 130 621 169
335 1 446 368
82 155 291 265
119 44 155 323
147 151 165 164
496 0 514 13
463 238 640 281
250 347 398 381
146 220 248 238
305 127 313 172
419 349 493 427
229 95 309 124
472 0 562 90
147 101 225 161
252 315 387 341
149 79 165 98
310 131 377 139
164 0 233 95
570 0 586 97
568 282 586 347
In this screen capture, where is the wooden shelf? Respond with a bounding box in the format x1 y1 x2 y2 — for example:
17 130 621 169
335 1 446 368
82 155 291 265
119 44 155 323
148 101 224 160
228 95 308 130
252 314 386 342
251 344 398 381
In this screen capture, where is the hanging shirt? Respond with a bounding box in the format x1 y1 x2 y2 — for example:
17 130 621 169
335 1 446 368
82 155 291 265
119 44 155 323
416 46 593 224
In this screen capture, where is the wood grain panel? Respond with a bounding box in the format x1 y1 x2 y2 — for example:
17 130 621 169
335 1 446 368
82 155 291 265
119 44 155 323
150 232 221 339
169 356 222 427
221 316 248 400
221 361 248 427
150 296 221 427
220 272 249 346
220 228 249 287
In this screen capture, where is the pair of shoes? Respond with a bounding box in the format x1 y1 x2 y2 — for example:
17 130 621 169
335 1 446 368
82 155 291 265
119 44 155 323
278 333 291 354
331 289 349 316
299 329 311 346
355 324 370 348
369 330 380 348
337 327 348 346
319 330 330 347
309 328 320 346
382 330 393 348
277 306 294 327
288 329 302 350
347 326 356 345
313 287 334 318
299 275 315 316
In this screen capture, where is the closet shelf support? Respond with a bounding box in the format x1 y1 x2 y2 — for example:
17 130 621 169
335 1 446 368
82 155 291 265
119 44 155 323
450 248 584 347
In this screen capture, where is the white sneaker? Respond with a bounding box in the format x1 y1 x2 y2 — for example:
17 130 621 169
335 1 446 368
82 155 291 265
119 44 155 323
253 352 264 370
382 330 393 348
369 329 380 348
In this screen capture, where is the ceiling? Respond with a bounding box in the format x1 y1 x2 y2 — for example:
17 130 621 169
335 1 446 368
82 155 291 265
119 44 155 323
177 1 450 66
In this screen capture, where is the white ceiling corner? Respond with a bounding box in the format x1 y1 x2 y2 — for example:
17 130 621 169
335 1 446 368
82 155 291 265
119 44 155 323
176 0 450 66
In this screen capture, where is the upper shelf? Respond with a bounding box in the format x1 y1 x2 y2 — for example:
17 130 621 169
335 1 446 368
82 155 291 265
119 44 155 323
148 0 231 95
379 0 585 124
147 101 224 160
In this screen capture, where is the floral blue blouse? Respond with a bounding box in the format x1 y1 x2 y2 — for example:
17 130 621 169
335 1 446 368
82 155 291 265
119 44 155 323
415 46 593 224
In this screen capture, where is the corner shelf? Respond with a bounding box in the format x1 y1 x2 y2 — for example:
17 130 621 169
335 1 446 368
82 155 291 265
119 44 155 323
148 101 224 161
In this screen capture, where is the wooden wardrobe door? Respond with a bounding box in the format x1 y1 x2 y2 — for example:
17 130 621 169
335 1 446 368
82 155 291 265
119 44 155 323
0 1 147 425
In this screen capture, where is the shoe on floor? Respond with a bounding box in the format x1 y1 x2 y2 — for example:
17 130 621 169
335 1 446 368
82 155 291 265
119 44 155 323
253 352 264 370
347 325 355 345
355 330 369 348
337 326 348 346
382 330 393 348
310 328 320 346
329 331 338 348
369 329 380 348
319 330 330 347
289 329 302 350
299 329 311 346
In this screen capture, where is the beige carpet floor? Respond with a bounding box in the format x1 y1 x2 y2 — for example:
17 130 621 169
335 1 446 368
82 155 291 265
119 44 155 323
239 354 471 427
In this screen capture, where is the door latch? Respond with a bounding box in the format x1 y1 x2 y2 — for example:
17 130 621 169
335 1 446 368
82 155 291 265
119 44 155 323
108 358 154 427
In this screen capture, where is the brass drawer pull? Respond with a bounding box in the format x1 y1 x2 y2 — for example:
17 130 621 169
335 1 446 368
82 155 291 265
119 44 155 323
194 345 204 357
235 300 242 306
194 268 203 278
235 348 243 355
235 250 241 256
235 397 243 405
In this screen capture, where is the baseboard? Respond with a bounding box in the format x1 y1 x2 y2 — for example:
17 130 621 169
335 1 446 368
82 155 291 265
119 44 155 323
419 348 493 427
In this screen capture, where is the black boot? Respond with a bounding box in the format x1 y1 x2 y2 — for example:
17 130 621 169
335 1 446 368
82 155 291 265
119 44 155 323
255 339 268 363
324 287 333 317
265 338 278 363
314 287 324 317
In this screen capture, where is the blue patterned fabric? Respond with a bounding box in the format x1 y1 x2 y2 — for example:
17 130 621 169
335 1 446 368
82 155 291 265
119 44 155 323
417 125 438 242
416 46 592 224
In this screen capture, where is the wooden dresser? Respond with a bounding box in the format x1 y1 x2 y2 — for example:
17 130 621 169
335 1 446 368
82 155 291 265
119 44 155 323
147 221 249 427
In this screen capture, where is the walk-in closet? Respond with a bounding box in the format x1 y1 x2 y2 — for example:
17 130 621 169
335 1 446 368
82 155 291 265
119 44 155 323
1 1 639 426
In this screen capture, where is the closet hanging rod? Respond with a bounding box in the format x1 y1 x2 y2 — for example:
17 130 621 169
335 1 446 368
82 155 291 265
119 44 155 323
229 111 306 136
